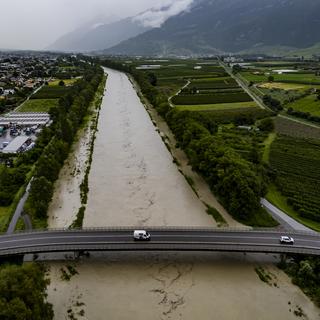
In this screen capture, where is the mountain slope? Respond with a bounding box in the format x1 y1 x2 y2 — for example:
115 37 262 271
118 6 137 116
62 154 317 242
48 17 149 52
106 0 320 55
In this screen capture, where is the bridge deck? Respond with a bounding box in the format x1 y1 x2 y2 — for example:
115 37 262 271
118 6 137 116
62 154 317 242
0 228 320 257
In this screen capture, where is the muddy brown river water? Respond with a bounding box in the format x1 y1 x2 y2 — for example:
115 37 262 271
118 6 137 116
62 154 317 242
47 68 319 320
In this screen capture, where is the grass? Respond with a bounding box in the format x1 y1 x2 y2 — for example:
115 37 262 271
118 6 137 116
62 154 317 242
262 132 277 163
243 207 279 228
49 79 77 86
204 203 227 226
0 206 12 233
240 72 320 84
266 184 320 232
257 82 309 90
17 99 59 112
287 94 320 116
176 101 257 112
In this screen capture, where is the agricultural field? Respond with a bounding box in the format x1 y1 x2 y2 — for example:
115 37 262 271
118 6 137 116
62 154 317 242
257 82 310 90
268 136 320 230
287 94 320 116
240 71 320 85
274 116 320 139
48 78 78 86
31 85 70 100
172 92 252 105
162 62 258 113
176 101 257 112
17 99 59 112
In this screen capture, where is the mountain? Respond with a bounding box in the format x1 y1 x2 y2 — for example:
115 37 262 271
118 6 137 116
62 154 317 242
47 16 149 52
105 0 320 56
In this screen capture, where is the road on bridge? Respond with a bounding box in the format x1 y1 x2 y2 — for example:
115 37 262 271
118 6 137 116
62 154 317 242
0 229 320 257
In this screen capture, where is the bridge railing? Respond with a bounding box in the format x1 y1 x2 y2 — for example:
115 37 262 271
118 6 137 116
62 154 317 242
4 226 319 237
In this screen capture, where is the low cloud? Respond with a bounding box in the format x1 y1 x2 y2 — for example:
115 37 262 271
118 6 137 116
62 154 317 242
134 0 194 28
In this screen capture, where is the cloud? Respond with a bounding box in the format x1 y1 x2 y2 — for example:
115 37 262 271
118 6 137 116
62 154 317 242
134 0 194 28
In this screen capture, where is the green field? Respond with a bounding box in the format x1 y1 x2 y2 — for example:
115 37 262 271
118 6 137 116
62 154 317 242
176 101 257 111
173 92 252 105
240 71 320 84
49 78 78 86
267 184 320 231
269 136 320 228
0 206 12 233
287 94 320 116
17 99 59 112
275 116 320 139
31 85 70 99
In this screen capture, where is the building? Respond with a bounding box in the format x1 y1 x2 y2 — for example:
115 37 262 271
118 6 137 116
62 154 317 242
2 136 31 154
0 112 50 127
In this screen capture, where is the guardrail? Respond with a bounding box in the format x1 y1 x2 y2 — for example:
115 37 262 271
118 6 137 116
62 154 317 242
1 242 320 257
7 227 320 236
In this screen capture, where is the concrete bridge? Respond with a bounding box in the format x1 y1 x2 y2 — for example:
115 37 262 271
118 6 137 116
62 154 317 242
0 228 319 257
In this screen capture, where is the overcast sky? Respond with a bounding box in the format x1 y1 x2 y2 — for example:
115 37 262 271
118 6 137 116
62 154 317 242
0 0 192 50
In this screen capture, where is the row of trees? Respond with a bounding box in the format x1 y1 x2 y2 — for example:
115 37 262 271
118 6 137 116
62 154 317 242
24 63 104 224
263 95 283 112
287 107 320 124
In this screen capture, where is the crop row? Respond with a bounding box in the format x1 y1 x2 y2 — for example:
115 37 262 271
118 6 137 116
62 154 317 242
31 86 70 99
189 79 238 89
173 92 252 105
270 136 320 222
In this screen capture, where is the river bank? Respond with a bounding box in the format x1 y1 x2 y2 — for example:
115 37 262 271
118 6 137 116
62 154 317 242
46 68 319 320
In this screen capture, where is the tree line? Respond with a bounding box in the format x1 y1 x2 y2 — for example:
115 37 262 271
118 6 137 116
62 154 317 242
23 63 104 226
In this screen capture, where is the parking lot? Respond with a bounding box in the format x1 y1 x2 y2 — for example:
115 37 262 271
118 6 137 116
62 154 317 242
0 112 50 153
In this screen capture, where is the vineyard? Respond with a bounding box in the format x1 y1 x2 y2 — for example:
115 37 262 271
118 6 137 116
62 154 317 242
274 117 320 139
172 92 252 105
31 85 70 99
269 136 320 224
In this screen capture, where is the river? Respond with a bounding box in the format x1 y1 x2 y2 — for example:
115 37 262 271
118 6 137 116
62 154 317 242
47 68 319 320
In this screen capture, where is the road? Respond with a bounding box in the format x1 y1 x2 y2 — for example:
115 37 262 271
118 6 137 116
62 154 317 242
6 180 33 234
261 199 314 232
219 61 268 110
168 80 191 107
0 228 319 257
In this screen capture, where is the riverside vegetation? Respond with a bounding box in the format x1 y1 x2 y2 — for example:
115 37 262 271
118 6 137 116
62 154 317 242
24 62 104 228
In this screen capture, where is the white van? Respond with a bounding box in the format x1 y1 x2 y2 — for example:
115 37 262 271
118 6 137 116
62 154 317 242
133 230 151 241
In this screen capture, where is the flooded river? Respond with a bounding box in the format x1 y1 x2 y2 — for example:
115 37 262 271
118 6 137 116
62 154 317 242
84 68 212 227
47 68 319 320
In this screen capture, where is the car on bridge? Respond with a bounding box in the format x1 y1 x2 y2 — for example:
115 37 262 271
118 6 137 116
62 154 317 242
133 230 151 241
280 236 294 244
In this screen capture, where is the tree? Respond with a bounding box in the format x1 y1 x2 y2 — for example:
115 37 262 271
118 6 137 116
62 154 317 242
268 75 274 82
0 264 53 320
147 73 157 86
258 118 274 132
232 64 242 74
28 176 54 218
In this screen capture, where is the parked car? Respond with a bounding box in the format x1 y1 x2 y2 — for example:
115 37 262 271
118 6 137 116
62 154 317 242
280 236 294 244
133 230 151 241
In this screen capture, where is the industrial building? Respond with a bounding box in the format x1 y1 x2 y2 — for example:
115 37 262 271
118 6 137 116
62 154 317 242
2 136 33 154
0 112 50 126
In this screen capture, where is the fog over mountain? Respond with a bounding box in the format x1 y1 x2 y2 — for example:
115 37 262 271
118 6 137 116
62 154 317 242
48 0 194 52
0 0 180 50
106 0 320 56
